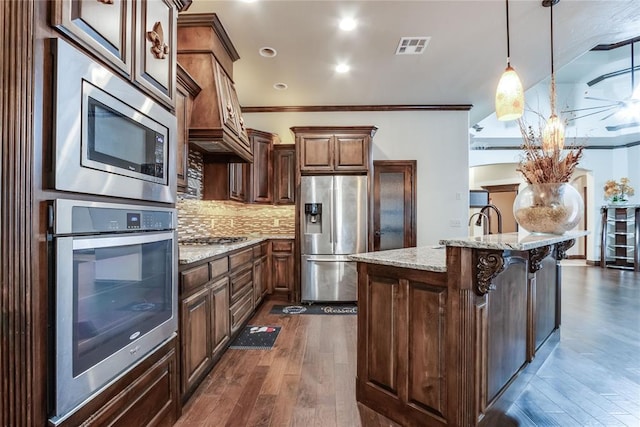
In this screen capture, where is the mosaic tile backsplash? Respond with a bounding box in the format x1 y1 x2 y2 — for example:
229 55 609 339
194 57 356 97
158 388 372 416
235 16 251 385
177 199 295 241
177 148 295 241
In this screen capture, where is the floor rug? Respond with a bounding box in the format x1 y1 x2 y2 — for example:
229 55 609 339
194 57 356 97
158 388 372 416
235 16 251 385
270 304 357 315
229 325 281 350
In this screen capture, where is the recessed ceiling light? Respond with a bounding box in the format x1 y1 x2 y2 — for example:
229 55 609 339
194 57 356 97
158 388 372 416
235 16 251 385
240 0 258 3
339 17 357 31
273 83 288 90
259 47 277 58
335 63 350 73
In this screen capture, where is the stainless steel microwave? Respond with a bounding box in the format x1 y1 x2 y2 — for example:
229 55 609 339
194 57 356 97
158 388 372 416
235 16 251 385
52 38 177 203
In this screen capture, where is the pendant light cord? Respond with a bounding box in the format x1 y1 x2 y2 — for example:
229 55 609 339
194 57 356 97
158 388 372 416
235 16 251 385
550 1 556 114
505 0 511 66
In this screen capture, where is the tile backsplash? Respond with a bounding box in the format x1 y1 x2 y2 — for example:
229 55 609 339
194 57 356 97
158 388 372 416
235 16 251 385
177 199 295 240
177 147 295 241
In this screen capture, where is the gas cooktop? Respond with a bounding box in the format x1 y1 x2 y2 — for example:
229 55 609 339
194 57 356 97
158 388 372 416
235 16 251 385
179 236 248 245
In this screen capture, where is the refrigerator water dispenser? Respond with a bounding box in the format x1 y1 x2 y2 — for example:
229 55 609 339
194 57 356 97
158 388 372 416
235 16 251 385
304 203 323 233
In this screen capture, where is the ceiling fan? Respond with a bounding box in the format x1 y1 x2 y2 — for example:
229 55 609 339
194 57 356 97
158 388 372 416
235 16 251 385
562 39 640 130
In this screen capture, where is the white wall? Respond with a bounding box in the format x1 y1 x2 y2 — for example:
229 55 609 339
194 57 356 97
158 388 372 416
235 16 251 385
244 110 470 246
469 146 640 262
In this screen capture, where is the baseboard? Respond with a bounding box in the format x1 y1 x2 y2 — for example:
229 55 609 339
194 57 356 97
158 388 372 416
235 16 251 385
586 260 600 266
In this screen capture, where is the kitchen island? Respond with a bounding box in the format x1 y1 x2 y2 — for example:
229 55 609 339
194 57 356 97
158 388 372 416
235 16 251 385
350 231 588 427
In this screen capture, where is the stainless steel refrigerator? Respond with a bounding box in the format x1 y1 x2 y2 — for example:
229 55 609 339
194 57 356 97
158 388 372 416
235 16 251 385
300 175 368 302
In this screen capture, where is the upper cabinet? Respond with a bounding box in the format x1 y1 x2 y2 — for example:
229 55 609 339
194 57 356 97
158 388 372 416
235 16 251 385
177 14 253 163
51 0 188 109
134 0 177 107
247 129 274 204
176 64 201 192
292 126 378 174
273 144 296 205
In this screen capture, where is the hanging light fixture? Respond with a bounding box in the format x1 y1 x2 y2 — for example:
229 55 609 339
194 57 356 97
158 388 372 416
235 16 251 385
495 0 524 121
542 0 565 153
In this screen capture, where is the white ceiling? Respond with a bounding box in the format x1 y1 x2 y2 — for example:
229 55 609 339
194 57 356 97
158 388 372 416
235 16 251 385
184 0 640 147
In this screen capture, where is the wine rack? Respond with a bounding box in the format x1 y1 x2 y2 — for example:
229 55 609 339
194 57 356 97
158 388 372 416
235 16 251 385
600 205 640 271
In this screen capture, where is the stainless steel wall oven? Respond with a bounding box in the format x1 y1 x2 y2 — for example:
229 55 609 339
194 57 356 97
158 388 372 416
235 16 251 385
52 38 177 203
49 199 177 424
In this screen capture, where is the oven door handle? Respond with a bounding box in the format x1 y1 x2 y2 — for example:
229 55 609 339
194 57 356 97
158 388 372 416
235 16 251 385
71 231 176 250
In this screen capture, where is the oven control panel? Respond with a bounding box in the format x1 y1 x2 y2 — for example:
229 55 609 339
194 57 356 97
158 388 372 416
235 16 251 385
53 199 175 235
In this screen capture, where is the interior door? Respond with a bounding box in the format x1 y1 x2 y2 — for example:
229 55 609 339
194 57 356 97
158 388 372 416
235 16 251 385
373 161 417 251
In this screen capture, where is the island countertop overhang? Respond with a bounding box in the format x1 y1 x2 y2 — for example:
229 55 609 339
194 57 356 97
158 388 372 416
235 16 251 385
348 230 589 273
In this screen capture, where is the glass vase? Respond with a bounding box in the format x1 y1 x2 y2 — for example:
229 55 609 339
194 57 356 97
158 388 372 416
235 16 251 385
513 183 583 235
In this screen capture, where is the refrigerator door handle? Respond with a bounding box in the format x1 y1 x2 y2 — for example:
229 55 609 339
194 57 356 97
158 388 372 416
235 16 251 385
329 178 334 246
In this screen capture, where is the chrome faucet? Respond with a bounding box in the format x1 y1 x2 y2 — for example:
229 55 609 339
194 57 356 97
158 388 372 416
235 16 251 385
468 212 489 235
477 204 503 234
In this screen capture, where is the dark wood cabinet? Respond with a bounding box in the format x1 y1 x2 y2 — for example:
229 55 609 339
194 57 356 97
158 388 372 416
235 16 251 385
247 129 274 204
292 126 377 173
229 163 248 202
202 162 247 202
273 144 296 205
52 0 184 108
179 256 231 400
253 242 269 307
134 0 177 107
270 239 295 301
177 14 253 162
203 129 276 203
55 338 180 427
176 65 201 192
181 287 212 394
51 0 132 76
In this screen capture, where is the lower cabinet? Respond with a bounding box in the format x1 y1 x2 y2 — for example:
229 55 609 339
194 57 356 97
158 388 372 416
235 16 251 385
270 239 295 301
180 276 230 399
179 241 273 401
54 337 180 427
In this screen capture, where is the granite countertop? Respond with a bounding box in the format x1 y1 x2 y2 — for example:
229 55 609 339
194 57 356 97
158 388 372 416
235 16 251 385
348 230 590 272
440 230 589 251
348 246 447 273
178 235 295 265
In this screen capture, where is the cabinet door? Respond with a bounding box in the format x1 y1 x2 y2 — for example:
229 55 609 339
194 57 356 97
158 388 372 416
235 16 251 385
134 0 176 107
228 81 251 151
250 133 273 203
273 145 295 205
210 277 231 356
175 80 189 191
299 136 334 172
271 240 294 299
334 135 369 171
215 63 242 138
51 0 132 76
254 257 264 307
229 163 247 202
181 287 212 394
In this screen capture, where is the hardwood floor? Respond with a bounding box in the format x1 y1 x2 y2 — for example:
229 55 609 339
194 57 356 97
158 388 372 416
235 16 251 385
176 265 640 427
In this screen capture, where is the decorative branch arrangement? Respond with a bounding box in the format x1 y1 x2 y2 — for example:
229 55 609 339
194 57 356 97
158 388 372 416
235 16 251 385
516 119 583 184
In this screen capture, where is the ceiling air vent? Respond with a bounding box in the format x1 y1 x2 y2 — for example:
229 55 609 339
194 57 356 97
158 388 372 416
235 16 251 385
395 37 430 55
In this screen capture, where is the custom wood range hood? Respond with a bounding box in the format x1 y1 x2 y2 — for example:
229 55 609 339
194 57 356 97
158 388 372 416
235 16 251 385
177 14 253 163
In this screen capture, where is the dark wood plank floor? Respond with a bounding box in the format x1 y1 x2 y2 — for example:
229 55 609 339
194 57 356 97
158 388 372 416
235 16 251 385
176 265 640 426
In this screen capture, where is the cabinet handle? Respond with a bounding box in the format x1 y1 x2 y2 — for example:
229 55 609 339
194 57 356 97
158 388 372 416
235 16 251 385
239 116 245 129
146 22 169 60
227 102 235 118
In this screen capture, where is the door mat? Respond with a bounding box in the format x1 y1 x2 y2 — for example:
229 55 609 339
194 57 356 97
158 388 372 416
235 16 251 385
270 304 357 315
229 325 281 350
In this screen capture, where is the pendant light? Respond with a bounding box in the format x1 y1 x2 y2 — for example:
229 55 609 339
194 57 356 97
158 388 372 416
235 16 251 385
495 0 524 121
542 0 565 153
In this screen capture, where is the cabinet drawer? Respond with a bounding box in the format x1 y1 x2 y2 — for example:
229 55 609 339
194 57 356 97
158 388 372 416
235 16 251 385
210 257 229 280
253 242 269 258
272 240 293 252
181 264 209 294
230 268 252 302
230 289 253 334
229 247 253 271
